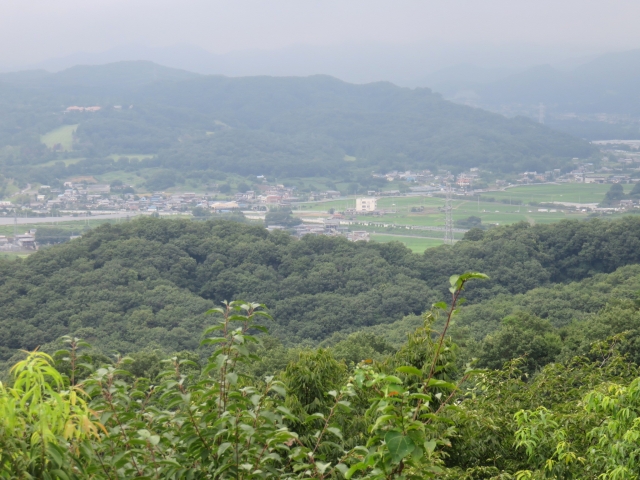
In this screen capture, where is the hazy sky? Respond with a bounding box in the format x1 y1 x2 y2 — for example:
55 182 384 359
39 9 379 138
1 0 639 68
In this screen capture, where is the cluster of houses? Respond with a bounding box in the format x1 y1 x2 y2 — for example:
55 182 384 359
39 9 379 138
270 218 370 242
0 230 37 251
22 169 490 217
64 105 133 113
233 184 306 204
64 106 102 112
517 158 640 185
20 182 347 216
517 169 638 185
372 169 482 193
373 170 434 183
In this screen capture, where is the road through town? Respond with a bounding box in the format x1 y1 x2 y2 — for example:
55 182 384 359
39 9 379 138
0 212 147 226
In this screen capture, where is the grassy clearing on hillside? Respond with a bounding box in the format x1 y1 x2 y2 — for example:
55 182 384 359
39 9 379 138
41 124 78 151
3 183 19 197
0 252 31 260
370 234 444 252
96 171 147 188
96 169 255 195
39 157 85 167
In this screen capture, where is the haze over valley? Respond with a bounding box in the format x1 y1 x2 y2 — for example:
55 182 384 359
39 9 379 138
4 2 640 478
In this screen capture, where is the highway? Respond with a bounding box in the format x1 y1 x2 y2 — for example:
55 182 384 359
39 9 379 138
0 212 147 226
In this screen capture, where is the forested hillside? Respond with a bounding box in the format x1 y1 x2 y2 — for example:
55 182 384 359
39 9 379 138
0 61 595 187
4 217 640 477
3 216 640 369
4 262 640 478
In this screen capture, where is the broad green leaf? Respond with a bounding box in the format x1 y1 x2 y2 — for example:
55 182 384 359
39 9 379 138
46 444 64 467
427 379 457 390
345 462 367 479
385 431 416 462
372 414 396 431
396 366 423 377
218 442 232 455
51 470 70 480
383 375 403 384
464 368 488 375
425 439 437 454
270 384 286 397
433 301 448 310
459 272 489 281
335 463 349 475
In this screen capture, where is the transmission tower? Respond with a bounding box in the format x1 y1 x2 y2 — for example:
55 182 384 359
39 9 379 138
444 183 454 245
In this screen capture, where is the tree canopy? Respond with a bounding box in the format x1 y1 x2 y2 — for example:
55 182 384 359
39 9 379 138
3 216 640 369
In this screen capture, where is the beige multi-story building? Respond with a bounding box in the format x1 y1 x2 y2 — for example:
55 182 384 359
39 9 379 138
356 197 377 212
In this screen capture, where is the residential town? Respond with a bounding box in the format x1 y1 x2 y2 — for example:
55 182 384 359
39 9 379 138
1 155 639 254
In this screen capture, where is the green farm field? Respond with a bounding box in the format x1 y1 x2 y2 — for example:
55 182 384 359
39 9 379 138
297 183 635 227
0 218 132 238
41 124 78 151
370 234 444 252
299 196 585 228
300 182 634 211
96 170 147 188
488 183 633 204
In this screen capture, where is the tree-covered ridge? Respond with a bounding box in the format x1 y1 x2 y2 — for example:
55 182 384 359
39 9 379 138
447 263 640 373
3 216 640 367
0 62 595 185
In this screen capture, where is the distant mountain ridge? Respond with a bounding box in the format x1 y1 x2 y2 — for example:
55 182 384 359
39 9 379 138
427 49 640 115
0 61 595 184
420 49 640 140
0 61 200 91
478 50 640 114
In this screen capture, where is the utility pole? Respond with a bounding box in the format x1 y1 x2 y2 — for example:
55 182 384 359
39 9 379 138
13 208 17 238
444 183 454 246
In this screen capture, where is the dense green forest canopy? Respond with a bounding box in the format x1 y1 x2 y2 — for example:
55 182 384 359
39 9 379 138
0 61 595 186
3 278 640 478
2 216 640 369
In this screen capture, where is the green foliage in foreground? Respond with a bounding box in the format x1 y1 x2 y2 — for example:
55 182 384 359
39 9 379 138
0 274 482 479
4 274 640 478
451 263 640 372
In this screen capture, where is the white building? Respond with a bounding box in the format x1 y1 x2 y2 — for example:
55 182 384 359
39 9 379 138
356 198 377 212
